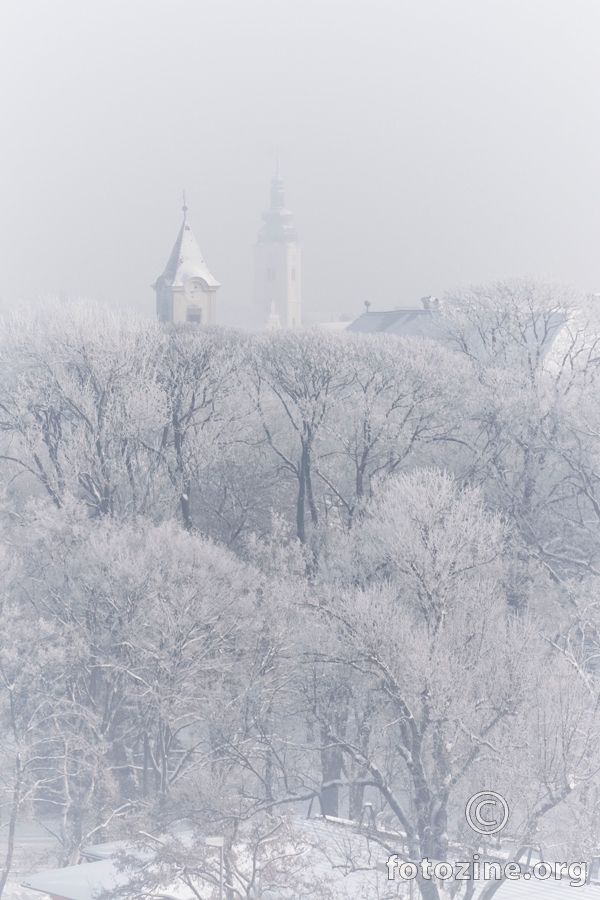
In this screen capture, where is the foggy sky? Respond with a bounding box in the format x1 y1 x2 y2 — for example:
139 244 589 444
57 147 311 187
1 0 599 326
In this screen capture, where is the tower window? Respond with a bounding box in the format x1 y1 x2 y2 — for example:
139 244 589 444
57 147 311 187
291 267 296 281
267 267 276 281
187 307 202 323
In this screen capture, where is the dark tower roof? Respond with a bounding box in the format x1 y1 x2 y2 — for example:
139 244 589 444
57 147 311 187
257 174 298 244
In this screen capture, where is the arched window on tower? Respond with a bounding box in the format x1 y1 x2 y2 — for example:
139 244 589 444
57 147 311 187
187 307 202 324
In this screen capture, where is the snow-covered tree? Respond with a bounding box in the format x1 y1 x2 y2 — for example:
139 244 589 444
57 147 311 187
299 470 600 900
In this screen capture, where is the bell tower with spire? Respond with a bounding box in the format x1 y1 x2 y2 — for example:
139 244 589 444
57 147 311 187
153 198 220 324
253 172 301 329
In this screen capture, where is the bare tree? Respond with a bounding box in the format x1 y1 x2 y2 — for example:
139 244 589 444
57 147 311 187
246 332 354 545
300 470 600 900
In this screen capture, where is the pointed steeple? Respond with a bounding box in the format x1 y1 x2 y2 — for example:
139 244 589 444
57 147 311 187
155 210 220 290
258 171 297 244
269 173 285 210
153 203 220 324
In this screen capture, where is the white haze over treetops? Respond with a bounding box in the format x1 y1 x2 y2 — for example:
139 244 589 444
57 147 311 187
0 0 599 326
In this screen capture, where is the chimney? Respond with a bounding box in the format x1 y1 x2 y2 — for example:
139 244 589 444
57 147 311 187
421 296 440 310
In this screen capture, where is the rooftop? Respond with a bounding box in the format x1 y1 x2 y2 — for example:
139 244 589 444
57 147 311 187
153 213 220 291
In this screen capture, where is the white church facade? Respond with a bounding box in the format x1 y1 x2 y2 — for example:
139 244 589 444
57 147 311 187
152 200 220 325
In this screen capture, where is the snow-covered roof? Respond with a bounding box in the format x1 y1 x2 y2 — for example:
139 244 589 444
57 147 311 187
81 841 133 861
21 825 388 900
348 308 433 336
473 878 600 900
318 320 354 331
348 307 567 362
153 215 220 291
24 823 600 900
22 859 126 900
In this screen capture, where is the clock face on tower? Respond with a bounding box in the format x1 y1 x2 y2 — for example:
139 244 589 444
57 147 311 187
184 279 206 302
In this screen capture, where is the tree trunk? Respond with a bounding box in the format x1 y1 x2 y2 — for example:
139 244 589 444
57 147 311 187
0 757 22 900
348 781 365 822
296 446 307 543
417 874 441 900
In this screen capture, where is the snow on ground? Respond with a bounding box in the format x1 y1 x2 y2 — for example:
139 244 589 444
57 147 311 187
7 818 600 900
0 820 62 900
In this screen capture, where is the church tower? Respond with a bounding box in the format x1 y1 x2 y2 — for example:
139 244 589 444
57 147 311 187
153 201 220 324
254 173 301 329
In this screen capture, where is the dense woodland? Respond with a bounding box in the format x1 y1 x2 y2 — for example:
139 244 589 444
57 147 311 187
2 278 600 899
